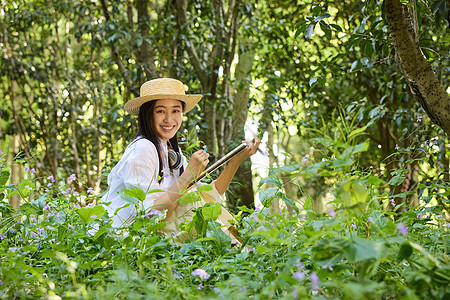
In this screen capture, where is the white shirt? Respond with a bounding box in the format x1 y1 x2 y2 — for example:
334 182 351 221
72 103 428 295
102 137 225 228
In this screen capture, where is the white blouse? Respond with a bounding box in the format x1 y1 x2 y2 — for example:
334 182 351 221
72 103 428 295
102 137 225 228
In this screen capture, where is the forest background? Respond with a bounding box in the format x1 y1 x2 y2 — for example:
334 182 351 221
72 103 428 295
0 0 449 298
1 0 449 213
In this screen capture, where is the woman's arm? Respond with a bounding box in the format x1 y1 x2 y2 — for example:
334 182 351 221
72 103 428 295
153 149 209 218
214 137 261 195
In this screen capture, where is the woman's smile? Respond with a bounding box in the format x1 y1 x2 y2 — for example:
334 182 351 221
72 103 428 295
153 99 184 141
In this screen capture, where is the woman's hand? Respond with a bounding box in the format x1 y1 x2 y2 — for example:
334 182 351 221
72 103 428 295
230 136 261 164
185 149 209 180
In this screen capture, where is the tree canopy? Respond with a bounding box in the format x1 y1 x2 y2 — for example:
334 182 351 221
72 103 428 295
3 0 448 211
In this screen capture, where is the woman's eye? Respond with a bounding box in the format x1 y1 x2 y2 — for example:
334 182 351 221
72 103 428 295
156 110 164 114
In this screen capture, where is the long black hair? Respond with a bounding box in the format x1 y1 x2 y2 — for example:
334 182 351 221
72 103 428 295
134 100 185 182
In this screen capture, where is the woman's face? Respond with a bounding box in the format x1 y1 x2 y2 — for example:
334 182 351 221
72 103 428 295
152 99 184 141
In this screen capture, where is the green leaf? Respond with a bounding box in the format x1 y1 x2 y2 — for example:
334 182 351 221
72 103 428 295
309 76 319 86
314 13 331 22
30 194 47 211
120 194 139 204
279 193 296 208
397 242 413 261
259 188 278 206
303 195 313 210
0 169 10 186
146 222 166 233
344 237 387 262
329 23 342 32
123 188 146 201
347 126 367 140
259 177 283 188
367 176 382 185
388 174 405 186
77 205 105 225
17 180 34 198
201 204 221 221
350 60 358 72
94 227 109 240
178 192 201 205
305 23 315 39
198 184 213 192
237 205 254 214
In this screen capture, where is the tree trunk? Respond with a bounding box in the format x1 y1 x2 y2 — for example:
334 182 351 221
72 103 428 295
267 121 280 215
136 0 157 78
385 0 450 136
10 132 21 209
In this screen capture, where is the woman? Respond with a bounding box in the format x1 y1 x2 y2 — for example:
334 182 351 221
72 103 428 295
102 78 260 241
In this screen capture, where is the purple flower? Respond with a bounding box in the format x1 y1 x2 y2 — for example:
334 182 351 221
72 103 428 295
31 168 36 173
296 262 304 269
9 247 19 252
351 223 357 229
197 284 203 290
162 167 171 179
172 269 183 279
262 151 269 157
181 137 186 142
293 271 305 280
87 187 94 194
310 272 319 290
0 233 6 240
417 213 422 219
67 174 76 184
68 224 74 231
328 210 336 217
90 215 97 219
55 213 62 218
416 116 422 122
143 209 164 218
47 175 55 182
395 144 399 150
191 268 210 280
25 167 29 172
43 204 50 211
47 182 53 188
397 223 408 236
24 185 32 191
390 199 396 208
0 150 3 155
302 155 309 162
368 217 374 222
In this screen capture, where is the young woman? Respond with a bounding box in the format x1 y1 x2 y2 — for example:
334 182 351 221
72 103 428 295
102 78 260 241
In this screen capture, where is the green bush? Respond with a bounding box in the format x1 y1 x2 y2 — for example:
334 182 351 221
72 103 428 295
0 143 449 300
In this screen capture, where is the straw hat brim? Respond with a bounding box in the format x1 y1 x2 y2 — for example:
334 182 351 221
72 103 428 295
124 94 202 116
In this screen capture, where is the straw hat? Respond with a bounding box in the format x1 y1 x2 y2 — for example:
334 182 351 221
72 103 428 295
124 78 202 115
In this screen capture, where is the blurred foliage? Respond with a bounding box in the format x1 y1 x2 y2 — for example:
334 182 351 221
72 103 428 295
0 0 449 250
0 126 449 299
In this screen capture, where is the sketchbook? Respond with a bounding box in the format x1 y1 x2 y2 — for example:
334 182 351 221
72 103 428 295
187 143 247 188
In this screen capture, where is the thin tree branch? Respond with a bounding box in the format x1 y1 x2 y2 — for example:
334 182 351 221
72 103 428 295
175 0 207 84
